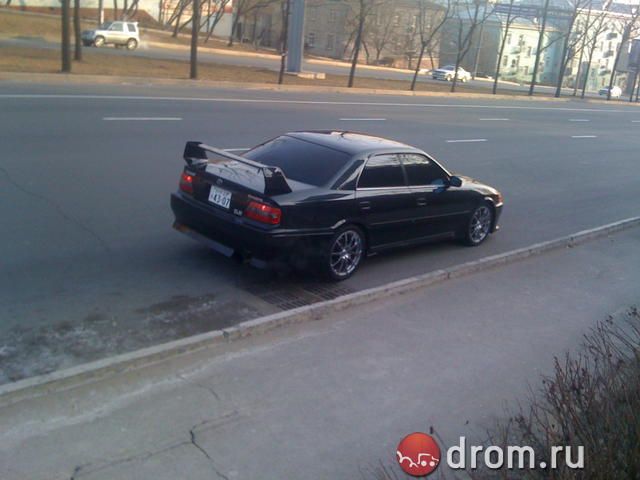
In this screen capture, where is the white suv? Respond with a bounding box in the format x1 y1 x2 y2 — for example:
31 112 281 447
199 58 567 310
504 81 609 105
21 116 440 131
82 21 140 50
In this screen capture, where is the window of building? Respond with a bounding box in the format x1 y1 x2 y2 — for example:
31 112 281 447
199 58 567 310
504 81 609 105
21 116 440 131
326 34 334 51
358 155 405 189
502 55 508 67
506 33 512 44
329 10 337 23
526 46 532 57
523 66 529 75
307 32 316 46
511 58 517 67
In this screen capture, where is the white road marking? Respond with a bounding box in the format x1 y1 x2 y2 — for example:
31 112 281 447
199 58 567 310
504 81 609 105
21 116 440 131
223 148 250 152
569 119 590 122
339 118 386 121
2 94 637 114
479 118 509 121
446 138 488 143
571 135 597 138
102 117 182 121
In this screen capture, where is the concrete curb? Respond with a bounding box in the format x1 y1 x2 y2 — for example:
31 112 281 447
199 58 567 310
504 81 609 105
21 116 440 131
1 216 639 407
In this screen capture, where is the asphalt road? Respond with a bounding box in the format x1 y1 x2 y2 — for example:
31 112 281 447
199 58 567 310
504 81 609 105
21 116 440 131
0 35 596 97
1 80 639 382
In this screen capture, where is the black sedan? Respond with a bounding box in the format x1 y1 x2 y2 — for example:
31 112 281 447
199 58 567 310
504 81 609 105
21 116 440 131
171 131 503 280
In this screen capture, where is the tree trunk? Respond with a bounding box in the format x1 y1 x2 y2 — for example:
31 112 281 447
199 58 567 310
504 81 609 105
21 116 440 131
410 43 426 91
113 0 118 21
581 38 597 99
61 0 72 72
73 0 82 61
553 15 576 98
190 0 199 79
529 0 550 96
278 0 290 84
348 10 365 88
228 7 241 46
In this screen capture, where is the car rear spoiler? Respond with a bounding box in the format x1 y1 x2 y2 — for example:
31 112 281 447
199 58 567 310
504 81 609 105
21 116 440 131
183 141 292 196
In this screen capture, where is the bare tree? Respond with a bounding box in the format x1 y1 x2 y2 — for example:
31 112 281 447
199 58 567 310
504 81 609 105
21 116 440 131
347 0 379 87
73 0 82 61
190 0 200 79
411 0 452 91
580 5 609 98
228 0 277 47
61 0 72 72
365 7 396 64
528 0 550 95
492 0 520 94
449 0 493 93
113 0 118 21
203 0 231 42
606 2 640 100
553 0 592 97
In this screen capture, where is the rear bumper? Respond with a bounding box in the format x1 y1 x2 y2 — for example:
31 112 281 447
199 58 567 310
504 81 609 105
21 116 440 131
170 192 333 267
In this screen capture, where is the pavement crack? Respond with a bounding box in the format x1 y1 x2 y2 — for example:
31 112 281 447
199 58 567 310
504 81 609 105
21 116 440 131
0 165 111 252
177 373 221 401
190 428 230 480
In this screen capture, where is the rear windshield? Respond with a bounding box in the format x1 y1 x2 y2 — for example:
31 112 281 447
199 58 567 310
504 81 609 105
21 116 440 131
244 136 350 186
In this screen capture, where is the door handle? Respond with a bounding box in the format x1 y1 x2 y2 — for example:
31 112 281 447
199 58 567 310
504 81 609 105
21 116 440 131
416 197 427 206
358 201 371 211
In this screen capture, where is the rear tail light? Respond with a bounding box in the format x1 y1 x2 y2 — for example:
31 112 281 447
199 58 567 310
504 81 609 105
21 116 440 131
179 171 194 194
244 200 281 225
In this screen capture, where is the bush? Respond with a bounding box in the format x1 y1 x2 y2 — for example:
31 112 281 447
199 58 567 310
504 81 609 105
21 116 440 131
474 307 640 479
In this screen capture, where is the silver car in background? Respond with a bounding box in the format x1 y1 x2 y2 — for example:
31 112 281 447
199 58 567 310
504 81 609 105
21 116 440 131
432 65 472 82
82 21 140 50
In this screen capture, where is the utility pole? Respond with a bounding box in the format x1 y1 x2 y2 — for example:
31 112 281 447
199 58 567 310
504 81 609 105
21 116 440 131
286 0 305 73
529 0 550 96
190 0 200 79
61 0 72 72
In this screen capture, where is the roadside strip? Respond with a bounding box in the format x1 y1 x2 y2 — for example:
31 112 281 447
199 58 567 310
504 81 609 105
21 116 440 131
1 216 639 407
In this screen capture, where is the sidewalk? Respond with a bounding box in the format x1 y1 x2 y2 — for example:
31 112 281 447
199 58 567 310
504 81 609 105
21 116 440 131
1 227 638 480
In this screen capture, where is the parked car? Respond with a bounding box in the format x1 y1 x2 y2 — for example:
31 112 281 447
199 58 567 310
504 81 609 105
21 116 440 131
171 132 503 280
81 21 139 50
432 65 472 82
598 85 622 98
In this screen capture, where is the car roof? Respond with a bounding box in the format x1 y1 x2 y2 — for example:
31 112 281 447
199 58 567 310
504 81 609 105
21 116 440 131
284 131 420 156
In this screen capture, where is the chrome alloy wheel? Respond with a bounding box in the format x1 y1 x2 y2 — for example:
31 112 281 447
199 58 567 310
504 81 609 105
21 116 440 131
329 230 363 278
469 205 492 244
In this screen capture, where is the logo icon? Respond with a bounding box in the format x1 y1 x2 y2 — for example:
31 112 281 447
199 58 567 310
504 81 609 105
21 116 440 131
396 432 441 477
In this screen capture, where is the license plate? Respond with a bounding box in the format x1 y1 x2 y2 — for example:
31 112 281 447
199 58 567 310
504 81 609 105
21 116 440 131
208 185 232 209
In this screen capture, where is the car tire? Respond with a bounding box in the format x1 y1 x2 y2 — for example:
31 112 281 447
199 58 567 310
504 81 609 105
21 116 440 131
322 225 366 281
462 203 494 246
446 74 452 82
126 38 138 50
460 77 467 83
94 36 105 47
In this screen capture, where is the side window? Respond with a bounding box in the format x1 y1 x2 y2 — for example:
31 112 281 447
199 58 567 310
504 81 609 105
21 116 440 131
127 23 137 33
358 155 405 189
401 154 448 186
110 23 124 32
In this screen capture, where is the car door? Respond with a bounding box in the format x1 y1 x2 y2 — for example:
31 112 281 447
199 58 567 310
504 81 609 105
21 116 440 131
400 153 473 238
355 153 419 250
107 22 125 44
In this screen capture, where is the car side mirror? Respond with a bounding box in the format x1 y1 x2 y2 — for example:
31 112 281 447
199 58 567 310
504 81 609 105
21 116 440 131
448 175 462 187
